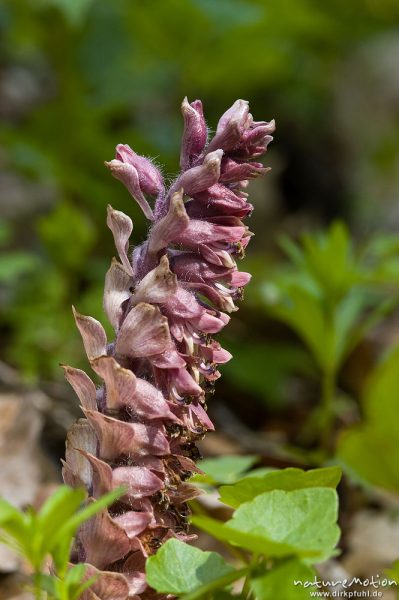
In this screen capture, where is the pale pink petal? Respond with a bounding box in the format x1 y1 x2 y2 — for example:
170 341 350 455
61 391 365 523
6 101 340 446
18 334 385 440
62 365 97 411
116 144 164 196
151 349 186 369
90 356 137 412
84 409 170 460
168 484 203 504
180 98 207 170
93 355 178 423
78 451 113 498
133 255 177 305
123 552 148 596
190 402 215 431
201 342 232 364
73 307 107 360
105 161 154 221
177 149 223 195
113 511 152 538
79 503 131 569
229 271 251 287
115 302 172 358
106 205 134 272
207 99 249 152
64 419 97 488
104 259 132 331
112 466 164 499
148 189 189 253
81 564 129 600
175 219 246 247
172 368 203 396
186 282 237 313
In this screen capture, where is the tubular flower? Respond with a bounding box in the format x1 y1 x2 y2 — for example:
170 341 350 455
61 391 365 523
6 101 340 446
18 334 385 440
63 99 274 599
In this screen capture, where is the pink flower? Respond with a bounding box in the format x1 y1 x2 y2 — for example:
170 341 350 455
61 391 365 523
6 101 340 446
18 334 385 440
63 98 274 600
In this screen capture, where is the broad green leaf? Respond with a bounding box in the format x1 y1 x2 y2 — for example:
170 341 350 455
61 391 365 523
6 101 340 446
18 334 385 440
146 538 235 595
251 559 316 599
194 488 340 562
191 455 259 485
191 515 286 556
229 488 340 562
219 467 342 508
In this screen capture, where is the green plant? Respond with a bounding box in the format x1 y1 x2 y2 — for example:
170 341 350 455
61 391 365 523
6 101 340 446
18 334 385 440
256 221 399 450
0 485 123 600
146 456 342 599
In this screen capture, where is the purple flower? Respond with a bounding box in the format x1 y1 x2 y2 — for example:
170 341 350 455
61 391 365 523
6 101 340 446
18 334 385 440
63 98 274 599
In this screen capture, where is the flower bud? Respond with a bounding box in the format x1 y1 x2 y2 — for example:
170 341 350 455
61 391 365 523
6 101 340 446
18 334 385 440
180 98 207 170
115 144 164 196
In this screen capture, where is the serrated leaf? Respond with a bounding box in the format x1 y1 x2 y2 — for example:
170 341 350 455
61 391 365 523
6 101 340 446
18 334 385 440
193 488 340 562
251 559 316 599
219 467 342 508
146 538 235 595
191 455 259 485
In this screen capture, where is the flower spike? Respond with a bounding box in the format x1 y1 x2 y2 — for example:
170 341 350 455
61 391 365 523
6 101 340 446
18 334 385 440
64 98 274 599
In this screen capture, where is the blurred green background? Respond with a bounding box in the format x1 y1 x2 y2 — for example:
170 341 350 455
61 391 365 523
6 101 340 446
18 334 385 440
5 2 399 591
2 0 399 463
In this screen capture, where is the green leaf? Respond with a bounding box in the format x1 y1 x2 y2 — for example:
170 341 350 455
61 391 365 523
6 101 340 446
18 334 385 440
219 467 342 508
37 486 86 540
230 488 340 562
191 455 259 485
193 488 340 562
146 538 235 595
191 515 280 556
251 559 316 599
337 347 399 491
51 487 124 550
0 499 28 553
35 574 57 596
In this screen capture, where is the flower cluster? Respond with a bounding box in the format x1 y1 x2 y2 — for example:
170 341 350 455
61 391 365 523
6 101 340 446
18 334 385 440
62 99 274 599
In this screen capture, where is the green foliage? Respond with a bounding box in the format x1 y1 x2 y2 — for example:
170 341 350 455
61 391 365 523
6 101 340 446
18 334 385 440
250 559 316 600
251 222 399 445
147 464 341 598
191 455 260 485
0 485 123 600
337 347 399 491
146 539 237 597
263 223 375 373
193 488 339 562
219 466 341 508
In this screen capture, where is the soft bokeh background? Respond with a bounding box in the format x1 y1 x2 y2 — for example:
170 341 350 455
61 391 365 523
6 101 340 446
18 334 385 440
2 0 399 595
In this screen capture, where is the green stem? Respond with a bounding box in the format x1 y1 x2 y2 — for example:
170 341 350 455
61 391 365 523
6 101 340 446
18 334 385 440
242 553 259 599
319 367 336 449
33 572 44 600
